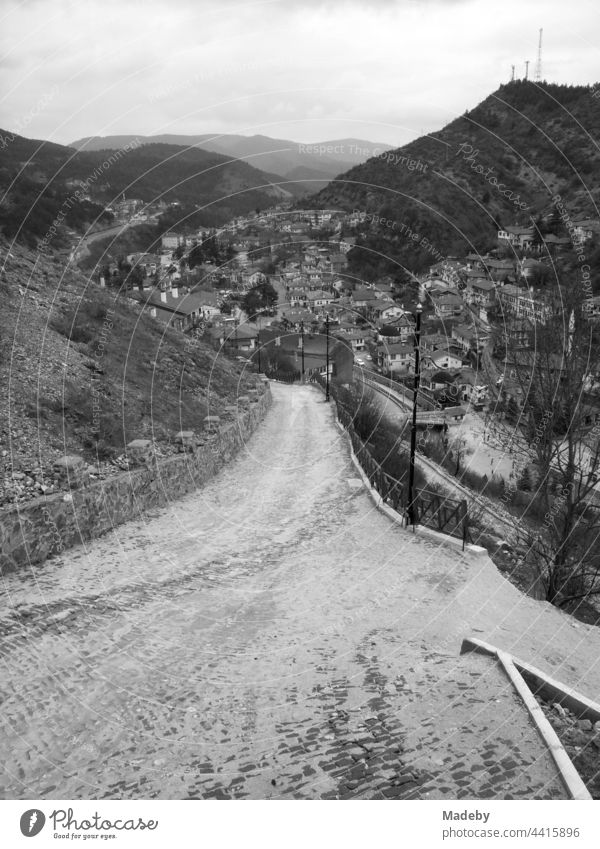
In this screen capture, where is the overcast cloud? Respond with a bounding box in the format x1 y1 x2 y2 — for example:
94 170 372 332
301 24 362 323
1 0 599 147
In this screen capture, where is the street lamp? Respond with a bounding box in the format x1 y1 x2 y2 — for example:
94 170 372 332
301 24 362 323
407 303 423 527
257 312 262 373
325 313 330 401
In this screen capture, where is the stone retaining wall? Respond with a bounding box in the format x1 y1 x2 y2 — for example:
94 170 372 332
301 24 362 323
0 388 272 574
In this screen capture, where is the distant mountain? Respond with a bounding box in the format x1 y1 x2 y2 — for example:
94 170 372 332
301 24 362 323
306 80 600 280
69 133 393 181
0 132 299 246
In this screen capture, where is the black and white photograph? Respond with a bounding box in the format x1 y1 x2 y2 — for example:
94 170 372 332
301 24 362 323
1 0 599 844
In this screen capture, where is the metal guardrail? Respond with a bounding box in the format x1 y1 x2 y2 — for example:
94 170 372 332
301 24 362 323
264 369 301 383
355 367 440 411
362 372 523 538
315 375 469 546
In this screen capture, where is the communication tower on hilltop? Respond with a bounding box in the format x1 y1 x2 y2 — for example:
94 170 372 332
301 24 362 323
525 60 530 80
534 28 543 81
511 65 515 82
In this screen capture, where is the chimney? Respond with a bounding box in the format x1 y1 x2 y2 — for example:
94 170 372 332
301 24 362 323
99 276 106 288
172 286 179 298
150 307 157 318
160 289 167 303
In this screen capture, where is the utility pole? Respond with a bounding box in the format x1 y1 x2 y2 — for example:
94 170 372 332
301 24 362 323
300 320 305 383
325 313 330 401
407 303 423 527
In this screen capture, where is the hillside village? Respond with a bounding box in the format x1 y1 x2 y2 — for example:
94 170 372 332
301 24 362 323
96 202 600 428
4 0 600 809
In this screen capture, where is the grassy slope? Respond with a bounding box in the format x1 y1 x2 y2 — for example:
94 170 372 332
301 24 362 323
0 238 259 487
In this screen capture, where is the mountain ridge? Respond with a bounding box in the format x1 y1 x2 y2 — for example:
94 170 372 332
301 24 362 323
68 133 393 181
306 80 600 280
0 132 303 246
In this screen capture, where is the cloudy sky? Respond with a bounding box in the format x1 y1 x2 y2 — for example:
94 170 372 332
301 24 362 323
1 0 599 148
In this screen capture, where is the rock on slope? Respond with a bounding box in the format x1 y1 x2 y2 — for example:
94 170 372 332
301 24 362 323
0 239 259 507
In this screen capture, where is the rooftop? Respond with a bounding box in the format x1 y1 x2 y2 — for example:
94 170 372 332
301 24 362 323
130 287 219 315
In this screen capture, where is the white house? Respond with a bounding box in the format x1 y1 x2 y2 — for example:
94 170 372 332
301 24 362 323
422 349 463 370
161 232 184 250
378 343 415 374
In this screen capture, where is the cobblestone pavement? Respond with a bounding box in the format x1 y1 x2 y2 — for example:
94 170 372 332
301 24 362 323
0 384 565 799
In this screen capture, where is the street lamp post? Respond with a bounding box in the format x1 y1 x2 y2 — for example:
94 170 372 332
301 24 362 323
407 303 423 527
257 313 262 373
300 320 305 383
325 313 330 401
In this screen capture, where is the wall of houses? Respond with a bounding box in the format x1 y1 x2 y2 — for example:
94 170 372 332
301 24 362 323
0 388 272 575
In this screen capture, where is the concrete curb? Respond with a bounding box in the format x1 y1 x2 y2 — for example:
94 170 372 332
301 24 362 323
335 417 487 559
461 636 596 800
461 636 600 722
496 651 591 800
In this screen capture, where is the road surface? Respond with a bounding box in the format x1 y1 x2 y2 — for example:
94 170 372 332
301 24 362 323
70 216 158 263
0 384 568 799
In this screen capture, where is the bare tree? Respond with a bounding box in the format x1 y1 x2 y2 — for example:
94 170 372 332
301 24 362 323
503 285 600 608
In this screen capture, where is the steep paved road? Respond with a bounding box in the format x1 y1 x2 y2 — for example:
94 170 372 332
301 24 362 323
0 385 568 799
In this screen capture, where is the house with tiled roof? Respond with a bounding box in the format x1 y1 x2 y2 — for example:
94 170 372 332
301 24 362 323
377 342 415 375
351 287 376 307
457 368 488 408
306 290 335 309
129 286 221 330
430 291 463 318
368 298 404 321
429 259 467 285
451 324 487 355
280 309 316 330
377 314 415 344
422 349 463 370
210 324 258 352
573 219 600 242
497 226 536 250
421 333 451 352
481 257 516 281
336 329 368 351
496 284 553 324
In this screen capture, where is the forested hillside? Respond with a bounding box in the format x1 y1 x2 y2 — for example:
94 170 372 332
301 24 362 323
309 81 600 280
0 133 294 247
